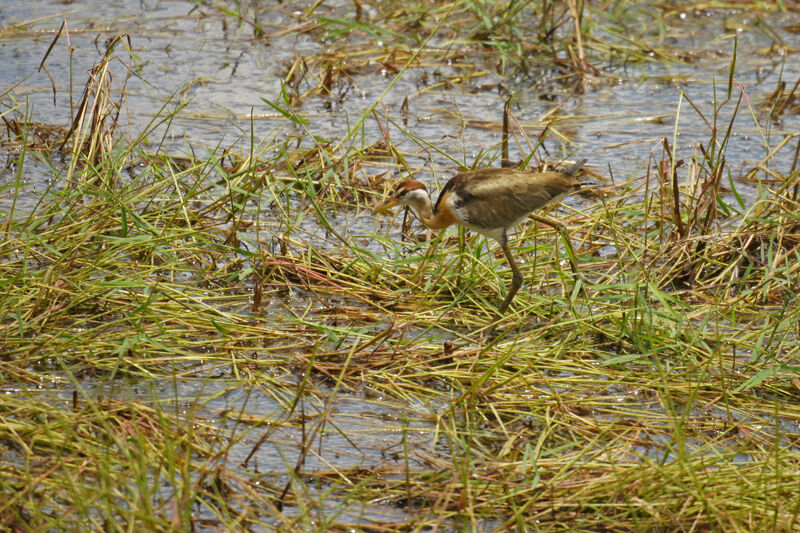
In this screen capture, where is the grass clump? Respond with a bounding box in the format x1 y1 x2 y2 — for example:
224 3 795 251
2 1 800 530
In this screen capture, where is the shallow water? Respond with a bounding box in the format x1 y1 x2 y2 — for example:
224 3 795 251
3 1 800 527
3 1 799 212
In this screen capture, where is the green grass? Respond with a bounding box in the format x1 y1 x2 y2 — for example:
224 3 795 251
2 1 800 530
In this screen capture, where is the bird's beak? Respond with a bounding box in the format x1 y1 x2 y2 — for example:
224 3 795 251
374 196 399 214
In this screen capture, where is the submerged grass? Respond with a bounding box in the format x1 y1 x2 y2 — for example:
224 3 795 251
2 1 800 530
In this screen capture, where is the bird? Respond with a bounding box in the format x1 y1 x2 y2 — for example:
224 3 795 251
375 159 588 316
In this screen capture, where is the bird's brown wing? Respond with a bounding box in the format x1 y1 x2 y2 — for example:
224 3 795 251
440 168 581 230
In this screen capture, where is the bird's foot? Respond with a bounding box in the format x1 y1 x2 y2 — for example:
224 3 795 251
481 314 515 342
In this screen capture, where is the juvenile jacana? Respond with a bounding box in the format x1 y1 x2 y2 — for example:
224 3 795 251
376 159 587 316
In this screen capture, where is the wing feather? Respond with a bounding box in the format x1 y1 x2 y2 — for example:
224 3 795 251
434 168 581 231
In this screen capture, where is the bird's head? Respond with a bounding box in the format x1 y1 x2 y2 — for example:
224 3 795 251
375 179 429 214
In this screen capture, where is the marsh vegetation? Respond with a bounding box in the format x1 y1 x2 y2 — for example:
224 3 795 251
2 1 800 530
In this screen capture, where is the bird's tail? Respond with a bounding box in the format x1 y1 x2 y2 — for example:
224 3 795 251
563 158 588 176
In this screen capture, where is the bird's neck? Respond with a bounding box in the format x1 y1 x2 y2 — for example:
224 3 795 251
410 195 454 231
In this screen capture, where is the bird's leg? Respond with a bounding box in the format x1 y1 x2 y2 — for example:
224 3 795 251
497 240 524 316
528 213 580 276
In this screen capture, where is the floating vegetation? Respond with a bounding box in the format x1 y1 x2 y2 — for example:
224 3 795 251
1 1 800 530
